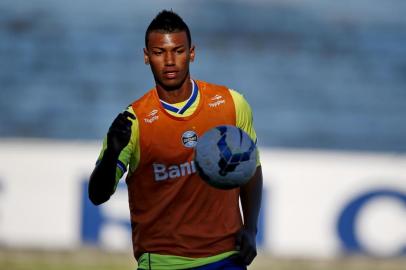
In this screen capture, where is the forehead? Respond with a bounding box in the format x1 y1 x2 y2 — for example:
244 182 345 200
147 31 189 48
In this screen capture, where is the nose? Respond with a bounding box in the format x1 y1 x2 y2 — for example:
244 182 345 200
164 52 175 66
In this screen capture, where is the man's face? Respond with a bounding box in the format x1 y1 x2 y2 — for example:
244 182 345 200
144 31 195 91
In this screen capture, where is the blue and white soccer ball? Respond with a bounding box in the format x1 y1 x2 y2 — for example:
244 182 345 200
194 125 257 189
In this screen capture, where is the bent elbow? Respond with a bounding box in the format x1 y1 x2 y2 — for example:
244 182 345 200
88 191 110 206
89 195 109 206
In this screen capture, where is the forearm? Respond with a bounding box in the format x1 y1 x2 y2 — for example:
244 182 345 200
240 166 263 232
88 147 120 205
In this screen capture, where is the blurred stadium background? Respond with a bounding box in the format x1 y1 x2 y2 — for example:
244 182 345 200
0 0 405 269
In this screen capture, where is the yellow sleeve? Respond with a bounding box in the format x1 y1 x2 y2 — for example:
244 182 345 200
229 89 261 166
96 106 141 188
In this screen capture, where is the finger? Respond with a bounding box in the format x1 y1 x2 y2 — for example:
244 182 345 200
111 125 131 133
122 111 136 120
108 129 129 139
239 251 254 265
114 113 133 128
238 238 256 265
110 121 130 133
239 239 249 261
109 119 132 132
123 117 133 128
243 249 257 265
121 113 135 128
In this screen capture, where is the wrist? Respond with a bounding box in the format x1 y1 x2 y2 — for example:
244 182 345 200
105 146 121 159
243 224 258 235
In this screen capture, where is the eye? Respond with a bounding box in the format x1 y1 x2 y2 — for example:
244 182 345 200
176 49 185 54
152 51 162 56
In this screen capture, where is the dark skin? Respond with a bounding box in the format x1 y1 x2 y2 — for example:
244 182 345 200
238 166 263 265
88 30 263 266
89 31 194 204
144 31 195 103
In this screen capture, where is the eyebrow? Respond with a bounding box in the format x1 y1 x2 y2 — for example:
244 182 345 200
151 45 185 50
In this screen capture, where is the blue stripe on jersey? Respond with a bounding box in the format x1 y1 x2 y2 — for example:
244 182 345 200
117 160 127 173
162 102 179 113
178 80 198 114
160 80 198 115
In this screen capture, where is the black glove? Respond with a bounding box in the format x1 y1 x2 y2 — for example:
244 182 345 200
107 111 135 155
236 227 257 265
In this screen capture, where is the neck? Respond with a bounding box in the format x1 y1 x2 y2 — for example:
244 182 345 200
156 76 193 104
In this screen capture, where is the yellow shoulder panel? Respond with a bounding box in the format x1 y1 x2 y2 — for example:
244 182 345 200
229 89 261 166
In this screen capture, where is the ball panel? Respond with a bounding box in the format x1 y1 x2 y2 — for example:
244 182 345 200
194 125 257 190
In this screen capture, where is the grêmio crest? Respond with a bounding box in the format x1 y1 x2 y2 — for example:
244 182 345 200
181 130 198 148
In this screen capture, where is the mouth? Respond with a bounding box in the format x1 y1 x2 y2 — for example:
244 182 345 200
164 72 177 79
163 69 179 79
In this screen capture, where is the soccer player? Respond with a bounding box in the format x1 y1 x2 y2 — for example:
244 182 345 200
89 10 263 270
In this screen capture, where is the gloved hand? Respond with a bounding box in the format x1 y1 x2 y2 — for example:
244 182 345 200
107 111 135 155
236 226 257 265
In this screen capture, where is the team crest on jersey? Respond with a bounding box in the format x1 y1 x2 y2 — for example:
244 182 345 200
181 130 198 148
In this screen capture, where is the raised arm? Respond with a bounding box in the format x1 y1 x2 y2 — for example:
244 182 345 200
88 111 135 205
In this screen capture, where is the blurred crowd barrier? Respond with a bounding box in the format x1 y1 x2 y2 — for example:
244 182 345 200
0 139 404 258
1 0 406 151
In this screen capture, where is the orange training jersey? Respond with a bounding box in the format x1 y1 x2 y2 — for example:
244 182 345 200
127 80 242 259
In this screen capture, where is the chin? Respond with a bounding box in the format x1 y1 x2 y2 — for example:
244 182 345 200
159 78 187 91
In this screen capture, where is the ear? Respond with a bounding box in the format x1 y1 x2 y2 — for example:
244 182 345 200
143 48 150 65
189 45 195 62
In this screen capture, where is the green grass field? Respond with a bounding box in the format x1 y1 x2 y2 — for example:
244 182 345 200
0 248 405 270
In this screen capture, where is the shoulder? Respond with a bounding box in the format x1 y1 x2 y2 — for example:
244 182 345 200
195 80 238 105
228 89 252 113
196 80 252 111
195 79 228 93
129 88 157 117
131 89 155 107
124 105 139 130
228 89 244 101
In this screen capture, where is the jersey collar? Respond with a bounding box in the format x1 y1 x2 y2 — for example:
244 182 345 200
160 80 198 115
